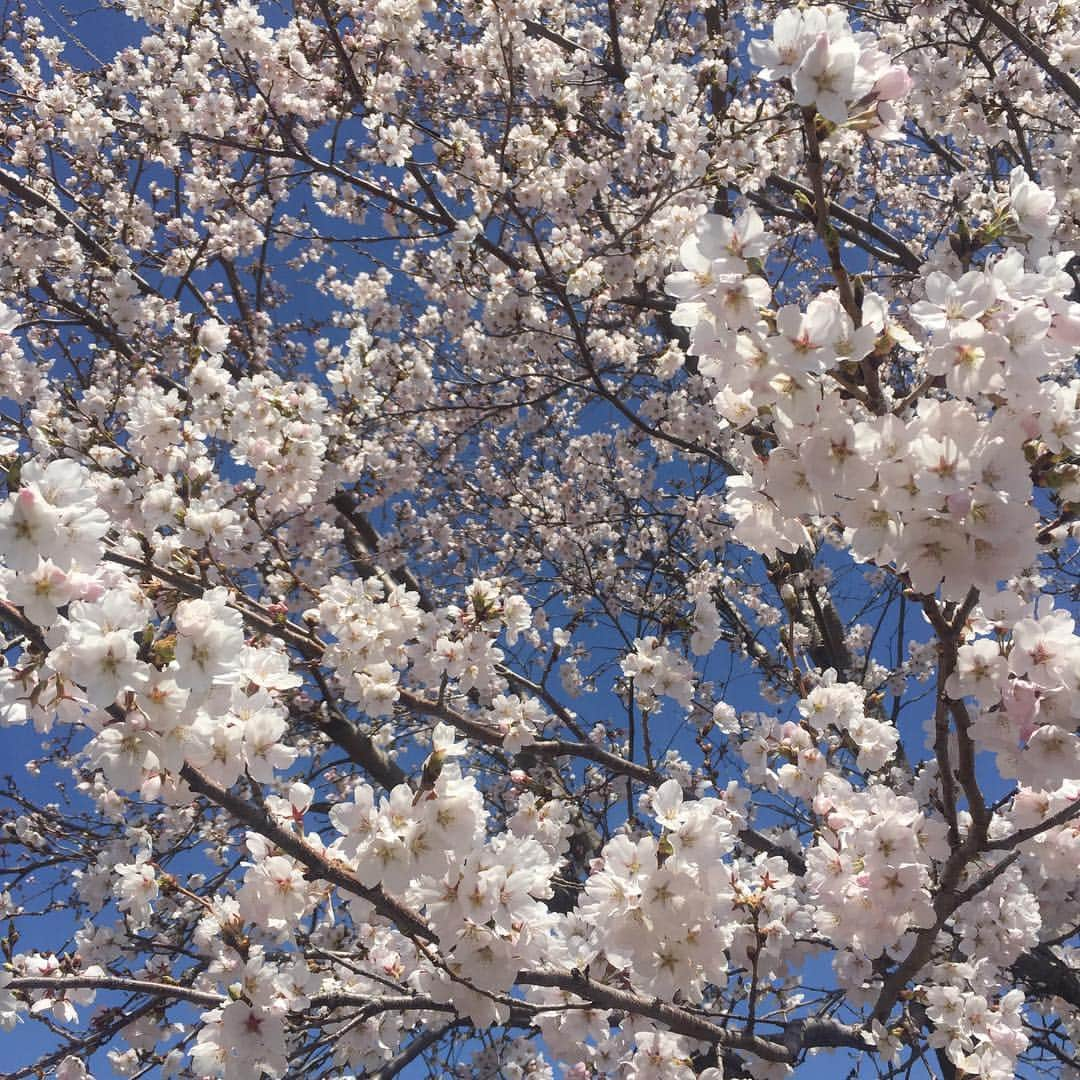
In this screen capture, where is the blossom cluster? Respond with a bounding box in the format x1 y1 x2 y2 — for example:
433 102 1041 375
750 7 913 136
668 196 1080 604
2 1 1080 1077
576 781 742 1003
0 460 109 624
620 635 696 708
807 784 945 956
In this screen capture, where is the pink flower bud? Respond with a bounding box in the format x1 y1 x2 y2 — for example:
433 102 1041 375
1019 413 1042 440
946 491 972 516
1002 679 1041 741
874 65 912 101
78 578 106 602
1049 307 1080 347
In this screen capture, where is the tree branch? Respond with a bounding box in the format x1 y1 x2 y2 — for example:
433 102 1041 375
961 0 1080 112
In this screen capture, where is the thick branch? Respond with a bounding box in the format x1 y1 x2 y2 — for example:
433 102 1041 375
1012 945 1080 1009
179 763 434 942
311 0 367 105
369 1021 463 1079
961 0 1080 112
764 174 922 273
984 796 1080 851
517 970 870 1062
7 975 223 1008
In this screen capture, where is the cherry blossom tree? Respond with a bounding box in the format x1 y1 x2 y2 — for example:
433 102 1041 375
1 0 1080 1076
